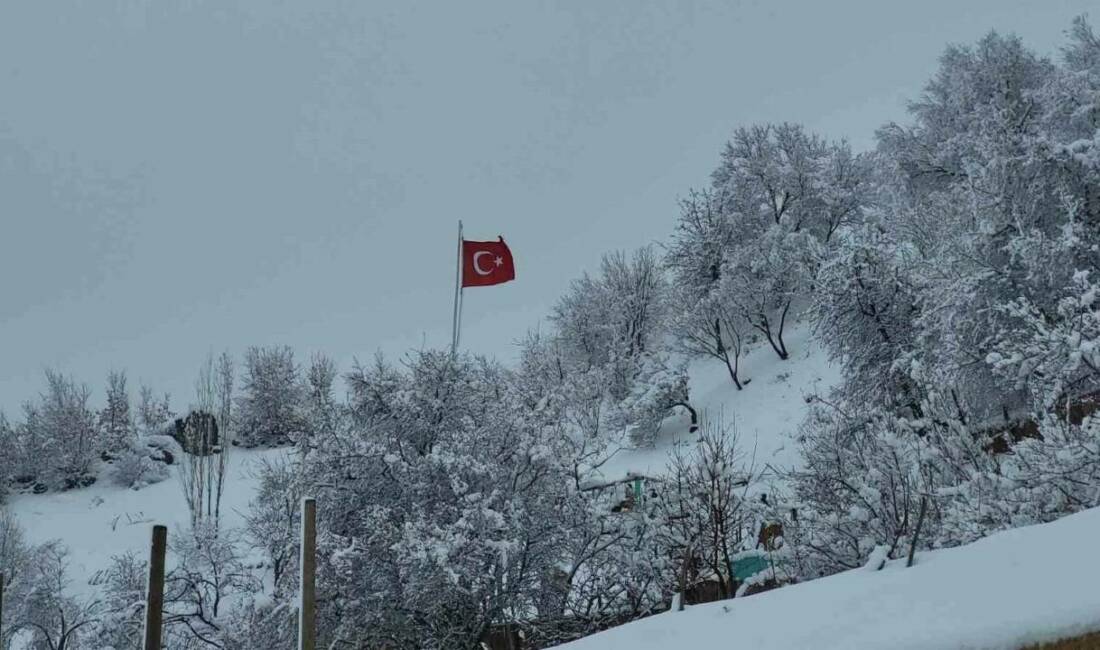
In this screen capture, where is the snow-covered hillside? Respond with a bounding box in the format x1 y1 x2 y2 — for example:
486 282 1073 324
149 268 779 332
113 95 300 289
11 326 1095 650
7 325 834 607
596 324 840 483
10 447 292 599
557 504 1100 650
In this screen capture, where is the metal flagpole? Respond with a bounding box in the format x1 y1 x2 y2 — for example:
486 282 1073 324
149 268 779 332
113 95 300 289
451 220 464 356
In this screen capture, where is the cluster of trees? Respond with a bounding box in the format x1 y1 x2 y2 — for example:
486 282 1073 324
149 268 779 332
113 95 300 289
0 345 342 502
764 21 1100 580
0 369 177 496
0 347 341 649
3 17 1100 649
206 351 760 649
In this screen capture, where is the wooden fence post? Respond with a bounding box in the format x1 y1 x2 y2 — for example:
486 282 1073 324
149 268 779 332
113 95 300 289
299 497 317 650
678 544 692 611
143 525 167 650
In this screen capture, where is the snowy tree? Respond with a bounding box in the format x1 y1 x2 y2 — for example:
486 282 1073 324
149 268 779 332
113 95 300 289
262 350 589 648
534 497 671 646
0 510 31 631
612 351 690 447
245 455 304 591
137 384 174 438
721 226 818 361
298 352 341 458
161 524 259 650
109 449 169 490
0 413 14 501
178 354 235 531
90 551 146 650
713 123 870 245
19 371 99 490
514 331 621 489
665 190 750 388
545 246 689 452
551 246 667 399
665 189 736 296
712 123 830 235
236 346 303 448
8 542 100 650
774 20 1100 581
811 223 924 413
10 407 50 490
871 29 1091 420
704 123 871 362
652 418 755 600
98 370 135 459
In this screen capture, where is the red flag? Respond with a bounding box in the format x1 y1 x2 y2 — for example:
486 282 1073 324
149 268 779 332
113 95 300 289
462 237 515 288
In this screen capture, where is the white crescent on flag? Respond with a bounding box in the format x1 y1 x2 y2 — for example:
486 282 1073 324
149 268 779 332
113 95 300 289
472 251 494 275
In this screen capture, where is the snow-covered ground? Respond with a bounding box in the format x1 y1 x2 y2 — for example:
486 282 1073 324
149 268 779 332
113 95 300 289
596 324 840 483
557 504 1100 650
9 447 292 598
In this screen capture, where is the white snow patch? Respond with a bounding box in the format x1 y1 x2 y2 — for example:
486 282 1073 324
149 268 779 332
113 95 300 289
9 447 292 599
594 324 840 483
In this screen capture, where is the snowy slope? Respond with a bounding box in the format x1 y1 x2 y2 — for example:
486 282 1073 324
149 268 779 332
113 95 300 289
9 447 292 599
596 324 840 483
557 505 1100 650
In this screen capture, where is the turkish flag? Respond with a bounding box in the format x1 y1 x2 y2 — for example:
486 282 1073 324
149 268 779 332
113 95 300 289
462 237 515 288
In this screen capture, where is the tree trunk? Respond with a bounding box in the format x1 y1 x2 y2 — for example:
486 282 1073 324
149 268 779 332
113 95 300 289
774 300 791 360
754 315 790 361
907 496 929 568
671 401 699 433
721 352 743 390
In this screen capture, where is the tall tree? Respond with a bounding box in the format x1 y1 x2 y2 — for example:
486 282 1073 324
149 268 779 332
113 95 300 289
665 190 749 388
237 346 302 448
98 370 135 458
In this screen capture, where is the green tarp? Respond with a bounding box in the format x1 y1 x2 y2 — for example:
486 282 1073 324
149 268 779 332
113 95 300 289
731 555 770 581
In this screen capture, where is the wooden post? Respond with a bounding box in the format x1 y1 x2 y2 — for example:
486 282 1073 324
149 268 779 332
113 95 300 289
1 571 5 647
143 525 167 650
678 544 692 611
299 497 317 650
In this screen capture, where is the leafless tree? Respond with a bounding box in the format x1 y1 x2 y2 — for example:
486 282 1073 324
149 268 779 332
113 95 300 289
10 543 100 650
654 416 755 600
179 353 235 534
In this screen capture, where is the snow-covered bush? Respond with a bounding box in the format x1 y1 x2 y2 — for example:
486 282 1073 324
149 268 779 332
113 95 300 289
788 401 937 578
91 551 147 650
110 445 170 490
614 351 690 448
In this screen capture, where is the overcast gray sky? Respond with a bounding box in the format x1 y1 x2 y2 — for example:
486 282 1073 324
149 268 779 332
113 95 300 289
0 0 1093 413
